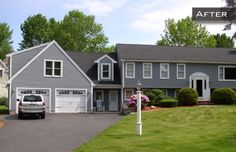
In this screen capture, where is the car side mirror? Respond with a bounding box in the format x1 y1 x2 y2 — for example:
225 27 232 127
17 99 20 101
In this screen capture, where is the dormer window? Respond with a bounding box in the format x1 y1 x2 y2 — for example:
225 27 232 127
101 63 111 79
94 54 117 81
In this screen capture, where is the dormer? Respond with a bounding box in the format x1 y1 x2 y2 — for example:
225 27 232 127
94 54 117 81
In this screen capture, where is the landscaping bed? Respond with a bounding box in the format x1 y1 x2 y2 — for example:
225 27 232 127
0 105 9 115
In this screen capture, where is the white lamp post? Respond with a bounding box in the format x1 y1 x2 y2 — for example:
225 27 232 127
136 81 142 136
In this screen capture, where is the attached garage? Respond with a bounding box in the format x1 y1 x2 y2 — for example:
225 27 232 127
16 88 51 113
55 89 87 113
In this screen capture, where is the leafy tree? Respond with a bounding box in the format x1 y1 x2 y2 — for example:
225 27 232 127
213 33 234 48
0 23 13 59
223 0 236 39
157 17 216 47
100 45 115 52
19 14 51 49
19 10 109 52
56 10 108 51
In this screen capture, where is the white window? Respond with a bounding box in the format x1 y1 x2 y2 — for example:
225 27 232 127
177 64 186 79
0 69 3 78
125 89 134 100
95 91 104 101
44 60 63 77
126 62 135 78
143 63 152 79
101 63 111 79
160 63 169 79
219 66 236 81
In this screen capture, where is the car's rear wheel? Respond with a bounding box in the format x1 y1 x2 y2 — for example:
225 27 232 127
41 112 45 119
18 112 22 119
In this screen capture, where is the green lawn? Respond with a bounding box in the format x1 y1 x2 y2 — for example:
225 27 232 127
74 106 236 152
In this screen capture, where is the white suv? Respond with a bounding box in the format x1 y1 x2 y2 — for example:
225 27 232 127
18 94 46 119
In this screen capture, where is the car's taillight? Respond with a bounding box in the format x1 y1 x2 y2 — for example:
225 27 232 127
18 101 22 108
43 102 46 108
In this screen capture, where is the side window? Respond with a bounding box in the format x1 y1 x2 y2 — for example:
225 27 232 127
160 63 169 79
126 62 135 78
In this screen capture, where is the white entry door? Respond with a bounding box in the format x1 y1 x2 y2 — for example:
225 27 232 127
109 91 118 111
190 72 210 101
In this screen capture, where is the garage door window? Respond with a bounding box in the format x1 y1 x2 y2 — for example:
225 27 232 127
44 60 63 77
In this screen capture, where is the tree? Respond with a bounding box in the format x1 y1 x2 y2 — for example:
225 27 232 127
223 0 236 39
100 45 115 52
56 10 108 51
0 23 13 59
157 17 216 47
19 10 109 52
19 14 51 49
213 33 234 48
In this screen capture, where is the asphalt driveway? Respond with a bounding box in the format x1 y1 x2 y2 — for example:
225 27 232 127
0 113 122 152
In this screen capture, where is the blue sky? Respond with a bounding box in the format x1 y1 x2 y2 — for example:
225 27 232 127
0 0 235 50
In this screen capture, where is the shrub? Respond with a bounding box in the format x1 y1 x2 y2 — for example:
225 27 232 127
0 97 7 106
177 88 198 106
145 89 165 106
159 98 178 107
128 94 150 107
211 88 236 104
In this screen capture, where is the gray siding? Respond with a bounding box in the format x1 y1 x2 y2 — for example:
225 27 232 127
10 43 92 112
124 62 236 89
99 57 114 81
11 45 46 76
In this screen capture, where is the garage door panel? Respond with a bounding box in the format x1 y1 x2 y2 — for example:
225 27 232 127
56 89 86 113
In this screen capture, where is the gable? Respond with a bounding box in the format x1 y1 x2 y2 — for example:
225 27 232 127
9 45 47 76
8 41 94 86
94 54 117 63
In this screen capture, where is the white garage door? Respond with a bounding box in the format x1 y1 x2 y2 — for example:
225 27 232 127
16 88 50 113
55 89 87 113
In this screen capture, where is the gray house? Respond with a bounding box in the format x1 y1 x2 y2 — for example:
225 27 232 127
7 41 236 113
116 44 236 102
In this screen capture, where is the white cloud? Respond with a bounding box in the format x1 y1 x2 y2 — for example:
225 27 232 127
130 0 226 35
64 0 126 16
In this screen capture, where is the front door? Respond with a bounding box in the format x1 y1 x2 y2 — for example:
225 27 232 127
109 91 118 111
190 72 210 101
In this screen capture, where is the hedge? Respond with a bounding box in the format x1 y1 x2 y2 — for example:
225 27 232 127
159 98 178 107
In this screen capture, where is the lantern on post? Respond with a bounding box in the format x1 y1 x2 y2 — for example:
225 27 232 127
136 81 142 135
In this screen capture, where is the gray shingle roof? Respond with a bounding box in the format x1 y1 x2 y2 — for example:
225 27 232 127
116 44 236 64
66 51 121 84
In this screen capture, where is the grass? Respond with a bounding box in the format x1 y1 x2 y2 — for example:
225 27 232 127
74 106 236 152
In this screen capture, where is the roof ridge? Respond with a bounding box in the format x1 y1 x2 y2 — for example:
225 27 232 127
116 43 236 50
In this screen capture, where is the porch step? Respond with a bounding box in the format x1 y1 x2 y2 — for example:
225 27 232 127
198 101 215 105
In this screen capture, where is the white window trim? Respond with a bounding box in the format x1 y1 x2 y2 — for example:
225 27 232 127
125 62 135 78
177 64 186 79
124 89 134 100
94 90 104 101
44 59 63 77
143 63 152 79
101 63 111 79
218 65 236 81
160 63 169 79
